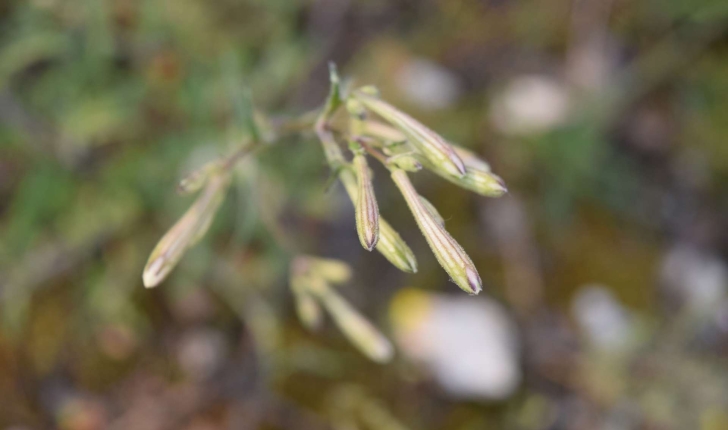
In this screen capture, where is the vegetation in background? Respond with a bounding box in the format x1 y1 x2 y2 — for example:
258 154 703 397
2 0 728 429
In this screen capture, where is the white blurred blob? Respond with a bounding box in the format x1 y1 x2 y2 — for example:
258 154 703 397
490 75 570 136
396 59 462 111
661 245 728 312
391 290 520 400
177 328 227 381
572 284 632 351
566 35 620 93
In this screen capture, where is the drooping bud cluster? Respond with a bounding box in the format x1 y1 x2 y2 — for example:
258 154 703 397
142 64 509 363
289 256 393 363
323 85 505 294
309 66 506 295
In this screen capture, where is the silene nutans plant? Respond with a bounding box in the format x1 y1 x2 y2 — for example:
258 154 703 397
142 64 507 362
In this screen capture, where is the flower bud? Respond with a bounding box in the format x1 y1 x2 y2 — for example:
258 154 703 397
391 169 482 295
421 157 507 197
419 196 445 227
377 219 418 273
143 173 230 288
336 160 417 273
319 288 394 363
354 92 466 178
458 168 507 197
354 154 380 251
387 153 422 172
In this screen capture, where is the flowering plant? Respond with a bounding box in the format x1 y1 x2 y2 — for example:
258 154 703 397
143 64 506 361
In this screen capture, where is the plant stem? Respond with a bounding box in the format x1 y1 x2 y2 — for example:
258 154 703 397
356 138 388 166
221 110 320 172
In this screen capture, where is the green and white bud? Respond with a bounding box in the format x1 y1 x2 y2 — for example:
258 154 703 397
419 196 445 227
361 121 505 197
354 92 466 178
422 159 507 197
353 154 380 251
143 173 231 288
332 147 417 273
414 143 506 197
391 169 482 295
376 219 418 273
387 153 422 172
458 168 507 197
318 288 394 363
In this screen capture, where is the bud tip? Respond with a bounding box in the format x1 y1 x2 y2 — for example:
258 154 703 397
465 267 482 295
495 175 508 194
363 235 378 251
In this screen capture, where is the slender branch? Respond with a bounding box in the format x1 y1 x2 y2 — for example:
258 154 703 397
356 138 388 166
221 139 255 171
221 110 320 171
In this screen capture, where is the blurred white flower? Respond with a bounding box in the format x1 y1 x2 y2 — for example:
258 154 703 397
390 289 520 400
396 59 462 111
490 75 570 136
661 245 728 312
572 284 633 351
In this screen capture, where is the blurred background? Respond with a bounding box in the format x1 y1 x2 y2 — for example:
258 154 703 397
2 0 728 429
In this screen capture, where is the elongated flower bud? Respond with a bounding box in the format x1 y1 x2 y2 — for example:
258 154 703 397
376 219 418 273
418 153 507 197
391 169 482 295
319 288 394 363
336 158 417 273
354 154 380 251
143 173 230 288
419 196 445 227
354 92 466 178
459 168 507 197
